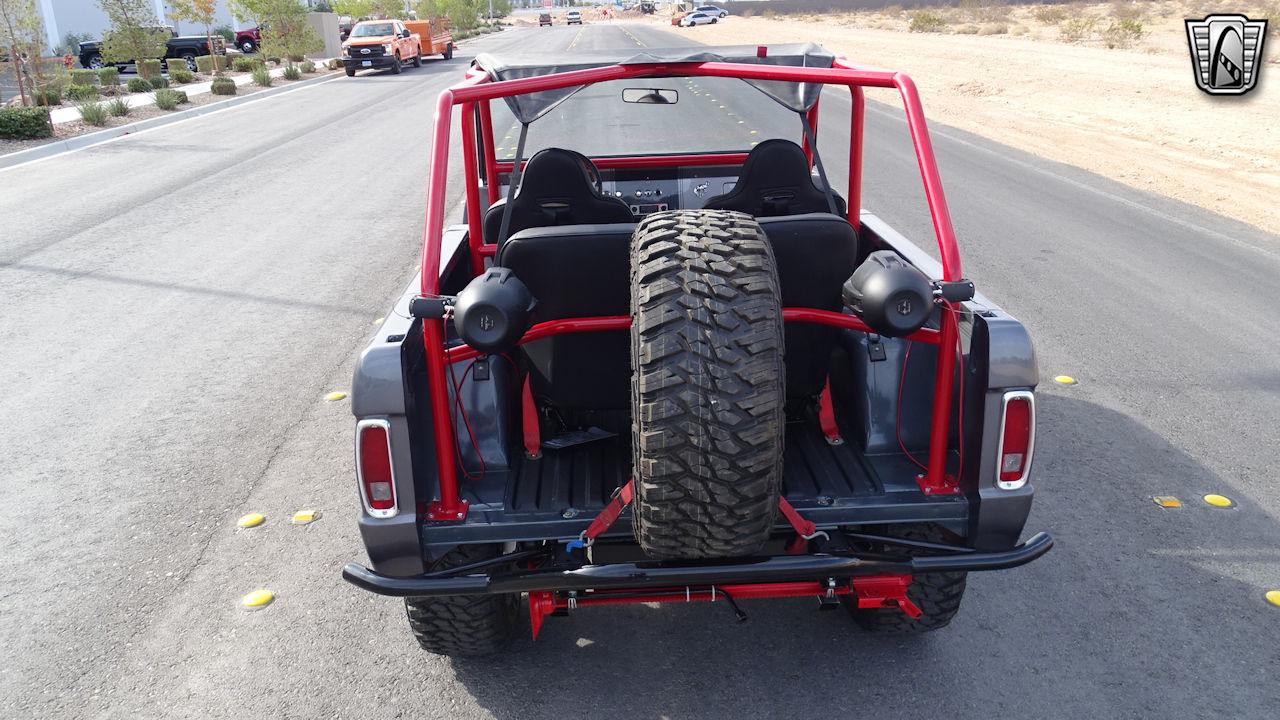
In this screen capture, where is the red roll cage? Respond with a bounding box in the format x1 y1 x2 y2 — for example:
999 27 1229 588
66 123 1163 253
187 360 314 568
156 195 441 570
417 54 964 522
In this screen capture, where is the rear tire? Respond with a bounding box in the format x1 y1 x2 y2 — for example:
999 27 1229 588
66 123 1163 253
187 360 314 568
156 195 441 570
412 51 422 68
405 544 519 656
443 43 454 60
391 53 402 74
630 209 785 560
345 66 356 77
842 525 969 632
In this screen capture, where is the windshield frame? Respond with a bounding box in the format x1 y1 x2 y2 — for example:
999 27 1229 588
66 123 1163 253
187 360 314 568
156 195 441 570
350 22 395 38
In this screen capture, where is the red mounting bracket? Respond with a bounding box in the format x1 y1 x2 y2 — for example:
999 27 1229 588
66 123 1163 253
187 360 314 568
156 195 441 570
425 498 469 522
853 575 922 618
915 472 960 496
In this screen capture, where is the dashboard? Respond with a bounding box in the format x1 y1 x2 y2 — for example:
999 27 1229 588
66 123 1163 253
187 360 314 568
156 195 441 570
599 165 740 217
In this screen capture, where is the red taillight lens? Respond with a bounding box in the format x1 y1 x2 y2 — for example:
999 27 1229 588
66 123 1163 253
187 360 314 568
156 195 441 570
357 421 397 516
998 392 1034 489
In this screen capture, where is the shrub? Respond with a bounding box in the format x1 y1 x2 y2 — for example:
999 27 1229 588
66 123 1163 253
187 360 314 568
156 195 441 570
214 25 234 43
286 53 304 62
70 69 99 86
1102 18 1143 48
979 23 1009 35
127 77 154 93
232 56 262 72
956 24 980 34
153 88 181 110
211 77 237 95
150 77 170 89
35 87 63 106
300 60 316 73
1033 6 1069 24
266 56 281 66
106 96 131 117
96 66 120 87
170 69 195 84
1059 17 1096 43
959 0 1009 23
195 54 216 74
77 101 108 126
66 84 100 101
252 66 272 87
0 107 53 139
909 11 949 33
326 58 341 70
173 90 189 104
882 4 903 18
137 59 163 79
165 57 188 74
282 65 301 80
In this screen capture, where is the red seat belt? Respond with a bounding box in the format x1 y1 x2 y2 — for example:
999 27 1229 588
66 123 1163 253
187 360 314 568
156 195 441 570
521 374 541 459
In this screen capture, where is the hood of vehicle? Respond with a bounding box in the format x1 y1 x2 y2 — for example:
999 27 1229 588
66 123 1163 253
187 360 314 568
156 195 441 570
344 35 395 46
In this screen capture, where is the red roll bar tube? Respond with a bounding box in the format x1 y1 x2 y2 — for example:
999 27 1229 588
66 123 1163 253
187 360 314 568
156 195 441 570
419 57 967 520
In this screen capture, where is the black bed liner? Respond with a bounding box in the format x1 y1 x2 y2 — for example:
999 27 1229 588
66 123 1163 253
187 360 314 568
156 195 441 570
429 421 967 546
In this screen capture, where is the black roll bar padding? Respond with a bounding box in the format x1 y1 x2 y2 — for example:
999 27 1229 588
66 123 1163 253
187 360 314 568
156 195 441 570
342 532 1053 598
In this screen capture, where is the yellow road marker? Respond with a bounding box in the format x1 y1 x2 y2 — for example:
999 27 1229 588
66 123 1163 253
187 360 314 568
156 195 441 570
372 316 384 325
325 391 347 402
1265 590 1280 608
1203 494 1233 508
241 589 275 610
291 509 321 525
1053 375 1077 385
1152 496 1181 509
237 512 266 528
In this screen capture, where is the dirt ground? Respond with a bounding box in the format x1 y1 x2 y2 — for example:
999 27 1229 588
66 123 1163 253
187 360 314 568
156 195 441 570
646 1 1280 235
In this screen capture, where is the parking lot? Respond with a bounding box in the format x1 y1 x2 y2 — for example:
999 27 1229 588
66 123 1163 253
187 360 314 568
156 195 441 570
2 21 1278 720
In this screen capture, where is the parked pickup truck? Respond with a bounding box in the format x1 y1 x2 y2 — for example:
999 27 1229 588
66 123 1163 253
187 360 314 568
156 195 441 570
78 27 224 72
234 26 262 54
342 19 422 76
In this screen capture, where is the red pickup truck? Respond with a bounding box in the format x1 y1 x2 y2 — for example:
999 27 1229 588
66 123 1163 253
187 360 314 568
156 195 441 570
234 26 261 54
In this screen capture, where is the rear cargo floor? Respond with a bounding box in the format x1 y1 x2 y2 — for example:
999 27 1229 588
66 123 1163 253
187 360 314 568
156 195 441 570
443 421 967 543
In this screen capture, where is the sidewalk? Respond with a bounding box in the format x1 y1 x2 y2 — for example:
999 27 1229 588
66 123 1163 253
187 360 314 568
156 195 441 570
49 63 328 124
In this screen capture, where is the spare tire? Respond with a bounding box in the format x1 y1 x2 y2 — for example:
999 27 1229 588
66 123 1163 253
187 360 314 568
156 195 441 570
630 209 785 559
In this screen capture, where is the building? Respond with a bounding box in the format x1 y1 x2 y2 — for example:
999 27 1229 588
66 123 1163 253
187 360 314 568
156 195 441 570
34 1 250 50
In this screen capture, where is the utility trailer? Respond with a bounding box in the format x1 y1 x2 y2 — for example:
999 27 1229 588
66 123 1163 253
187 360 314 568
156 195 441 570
342 44 1052 655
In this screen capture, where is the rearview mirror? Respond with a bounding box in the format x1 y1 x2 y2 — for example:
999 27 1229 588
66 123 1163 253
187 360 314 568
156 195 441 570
623 88 678 104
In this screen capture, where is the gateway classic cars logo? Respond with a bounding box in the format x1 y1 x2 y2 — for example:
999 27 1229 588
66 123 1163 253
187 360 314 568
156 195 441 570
1185 14 1268 95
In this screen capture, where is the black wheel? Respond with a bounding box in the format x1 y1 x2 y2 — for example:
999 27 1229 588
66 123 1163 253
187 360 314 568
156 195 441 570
711 17 718 23
390 53 402 74
842 525 969 632
443 43 453 60
412 51 422 68
182 53 197 72
405 544 520 656
345 66 356 77
630 210 785 560
87 54 103 69
240 39 257 54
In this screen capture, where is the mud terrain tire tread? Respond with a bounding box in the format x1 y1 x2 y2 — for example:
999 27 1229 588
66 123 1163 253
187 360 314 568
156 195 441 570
630 209 785 559
843 525 969 632
404 544 519 656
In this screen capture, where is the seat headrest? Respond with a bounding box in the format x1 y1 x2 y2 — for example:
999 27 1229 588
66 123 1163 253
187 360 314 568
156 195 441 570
484 148 634 246
704 139 844 217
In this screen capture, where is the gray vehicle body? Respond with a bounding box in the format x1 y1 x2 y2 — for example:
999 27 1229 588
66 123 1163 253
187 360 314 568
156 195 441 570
350 212 1038 577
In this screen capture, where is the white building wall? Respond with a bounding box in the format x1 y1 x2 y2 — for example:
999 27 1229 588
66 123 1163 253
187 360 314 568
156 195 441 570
37 0 250 51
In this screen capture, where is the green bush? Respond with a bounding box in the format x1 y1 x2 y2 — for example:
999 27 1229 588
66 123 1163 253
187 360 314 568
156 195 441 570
1102 18 1143 48
66 84 100 101
126 77 153 93
195 54 228 74
1059 17 1097 43
326 58 341 70
232 56 262 72
173 89 189 104
214 25 234 43
0 106 53 139
211 77 237 95
77 101 108 126
96 66 120 87
908 11 949 33
1033 6 1069 24
252 66 272 87
282 65 301 80
300 60 316 74
137 59 163 79
266 56 281 66
170 69 195 84
106 96 131 117
978 23 1009 35
35 87 63 106
165 57 188 74
286 53 304 62
153 88 181 110
70 69 99 86
150 77 170 89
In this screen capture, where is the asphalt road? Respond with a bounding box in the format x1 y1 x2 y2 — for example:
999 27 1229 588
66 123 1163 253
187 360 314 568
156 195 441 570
2 21 1278 720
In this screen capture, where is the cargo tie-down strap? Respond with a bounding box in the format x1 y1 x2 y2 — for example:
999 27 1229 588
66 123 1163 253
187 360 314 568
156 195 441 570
569 480 826 552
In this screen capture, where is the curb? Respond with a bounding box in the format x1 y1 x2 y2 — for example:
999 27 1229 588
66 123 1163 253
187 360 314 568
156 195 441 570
0 71 341 172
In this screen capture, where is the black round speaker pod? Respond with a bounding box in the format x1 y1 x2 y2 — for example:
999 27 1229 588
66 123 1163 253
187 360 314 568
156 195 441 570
452 268 535 354
841 250 934 338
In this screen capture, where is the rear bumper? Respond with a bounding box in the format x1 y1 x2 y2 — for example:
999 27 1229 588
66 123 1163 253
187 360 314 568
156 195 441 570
343 531 1053 597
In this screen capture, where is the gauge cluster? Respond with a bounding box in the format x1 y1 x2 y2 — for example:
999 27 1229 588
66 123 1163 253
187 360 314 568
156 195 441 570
599 165 740 217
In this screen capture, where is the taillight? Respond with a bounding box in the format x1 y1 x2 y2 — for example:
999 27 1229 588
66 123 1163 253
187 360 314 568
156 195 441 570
996 391 1035 490
356 419 397 518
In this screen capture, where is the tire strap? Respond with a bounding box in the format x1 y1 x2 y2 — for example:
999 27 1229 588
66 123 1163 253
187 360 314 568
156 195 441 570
572 479 635 548
779 497 826 555
818 377 842 445
521 373 541 459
